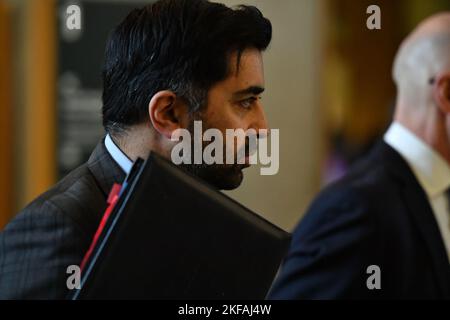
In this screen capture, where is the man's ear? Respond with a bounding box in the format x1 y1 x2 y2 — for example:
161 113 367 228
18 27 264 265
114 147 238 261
433 73 450 114
148 91 189 139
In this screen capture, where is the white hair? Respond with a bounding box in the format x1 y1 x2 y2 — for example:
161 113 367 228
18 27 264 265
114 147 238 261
393 33 450 104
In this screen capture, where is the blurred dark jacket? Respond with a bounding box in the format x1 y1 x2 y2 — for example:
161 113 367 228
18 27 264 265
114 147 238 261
269 141 450 299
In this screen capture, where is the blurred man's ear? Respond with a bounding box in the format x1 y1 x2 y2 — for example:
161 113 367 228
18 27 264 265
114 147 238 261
433 73 450 114
148 91 190 139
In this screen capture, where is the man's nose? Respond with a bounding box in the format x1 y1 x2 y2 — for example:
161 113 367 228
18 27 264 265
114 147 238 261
253 102 269 139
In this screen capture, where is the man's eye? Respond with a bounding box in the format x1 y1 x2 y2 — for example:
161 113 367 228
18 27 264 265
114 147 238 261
239 97 258 109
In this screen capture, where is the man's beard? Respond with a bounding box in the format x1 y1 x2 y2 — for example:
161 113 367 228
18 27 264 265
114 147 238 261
179 160 246 190
177 117 248 191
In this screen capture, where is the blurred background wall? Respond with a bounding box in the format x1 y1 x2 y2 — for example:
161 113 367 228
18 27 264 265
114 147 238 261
1 0 450 231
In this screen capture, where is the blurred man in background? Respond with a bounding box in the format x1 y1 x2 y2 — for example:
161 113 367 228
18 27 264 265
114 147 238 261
0 0 270 299
270 13 450 299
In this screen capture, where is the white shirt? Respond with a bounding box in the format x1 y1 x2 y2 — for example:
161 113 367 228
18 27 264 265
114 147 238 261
384 122 450 262
104 134 133 175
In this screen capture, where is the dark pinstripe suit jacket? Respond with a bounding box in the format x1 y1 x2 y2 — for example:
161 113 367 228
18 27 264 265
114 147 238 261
0 138 125 299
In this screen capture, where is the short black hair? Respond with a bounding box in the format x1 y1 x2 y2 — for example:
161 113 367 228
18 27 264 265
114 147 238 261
102 0 272 135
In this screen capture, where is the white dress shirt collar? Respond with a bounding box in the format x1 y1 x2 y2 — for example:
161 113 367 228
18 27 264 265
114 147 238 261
104 134 133 175
384 122 450 198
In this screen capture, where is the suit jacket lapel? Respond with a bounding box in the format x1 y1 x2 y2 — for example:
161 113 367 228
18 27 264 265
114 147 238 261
375 142 450 297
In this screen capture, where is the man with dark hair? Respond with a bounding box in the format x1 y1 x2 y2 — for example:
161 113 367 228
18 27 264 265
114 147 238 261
0 0 271 299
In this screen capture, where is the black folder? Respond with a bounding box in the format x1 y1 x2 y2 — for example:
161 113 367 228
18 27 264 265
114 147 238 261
72 152 291 299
